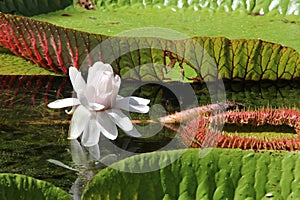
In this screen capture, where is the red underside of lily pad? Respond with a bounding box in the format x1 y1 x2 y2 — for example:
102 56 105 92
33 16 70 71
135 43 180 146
181 108 300 151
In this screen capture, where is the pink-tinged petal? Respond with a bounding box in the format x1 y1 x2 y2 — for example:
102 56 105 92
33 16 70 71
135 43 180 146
92 74 117 108
122 125 142 138
97 72 114 95
91 62 113 74
85 85 96 102
69 67 86 93
81 118 101 147
47 98 80 109
106 109 133 131
115 96 150 113
96 112 118 140
70 140 87 164
88 71 115 107
88 65 114 92
87 62 113 86
69 105 91 139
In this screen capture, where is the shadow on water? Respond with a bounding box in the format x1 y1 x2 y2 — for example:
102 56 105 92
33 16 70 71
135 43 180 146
1 75 300 193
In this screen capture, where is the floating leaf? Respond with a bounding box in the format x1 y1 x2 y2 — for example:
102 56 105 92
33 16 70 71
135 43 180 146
82 148 300 199
0 173 71 200
0 13 299 81
0 0 73 16
33 0 300 51
0 48 62 75
158 101 244 124
181 108 300 151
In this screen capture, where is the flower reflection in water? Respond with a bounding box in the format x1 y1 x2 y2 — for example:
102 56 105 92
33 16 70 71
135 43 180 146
48 140 119 199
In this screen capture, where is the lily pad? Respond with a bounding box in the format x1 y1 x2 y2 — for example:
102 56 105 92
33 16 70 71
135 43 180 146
0 173 72 200
82 148 300 199
0 0 73 16
0 13 299 81
0 0 299 79
33 0 300 51
0 48 62 75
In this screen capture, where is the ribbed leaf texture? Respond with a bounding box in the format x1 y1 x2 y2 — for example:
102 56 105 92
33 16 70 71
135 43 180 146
0 0 72 16
82 148 300 200
97 0 300 15
0 13 300 81
0 173 71 200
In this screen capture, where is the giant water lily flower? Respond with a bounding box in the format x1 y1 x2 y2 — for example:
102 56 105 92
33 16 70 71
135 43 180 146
48 62 150 146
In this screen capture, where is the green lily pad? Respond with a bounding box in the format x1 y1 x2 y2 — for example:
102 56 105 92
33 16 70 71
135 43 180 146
0 0 72 16
82 148 300 200
33 0 300 52
0 48 62 76
0 0 299 79
0 173 72 200
0 14 299 81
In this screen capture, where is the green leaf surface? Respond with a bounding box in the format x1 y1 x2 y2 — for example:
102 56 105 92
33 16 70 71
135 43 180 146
82 148 300 200
0 173 72 200
33 0 300 52
0 13 299 81
0 48 62 75
0 0 72 16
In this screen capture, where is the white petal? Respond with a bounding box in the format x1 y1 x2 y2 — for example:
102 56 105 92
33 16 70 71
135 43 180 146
77 90 90 108
87 63 114 90
87 62 113 85
131 96 151 105
70 139 87 164
77 88 105 111
116 95 123 101
47 98 80 109
88 71 115 108
69 67 86 93
85 85 96 102
106 109 133 131
129 105 150 113
122 125 142 138
91 62 113 74
81 118 101 147
69 105 91 139
115 96 150 113
97 112 118 140
111 75 121 106
89 103 105 111
116 96 150 106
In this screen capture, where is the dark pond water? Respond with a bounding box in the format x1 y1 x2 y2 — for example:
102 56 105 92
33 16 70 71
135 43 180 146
1 75 300 195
